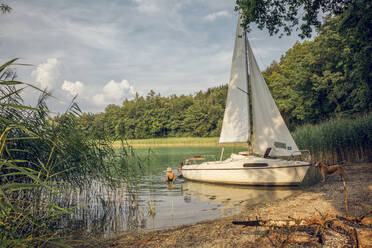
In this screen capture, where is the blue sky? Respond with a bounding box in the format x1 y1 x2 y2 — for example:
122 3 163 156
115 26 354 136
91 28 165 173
1 0 303 113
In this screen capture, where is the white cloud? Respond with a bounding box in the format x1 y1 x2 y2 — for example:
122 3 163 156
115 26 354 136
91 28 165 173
31 58 61 90
93 80 136 106
2 0 301 113
133 0 160 13
61 80 84 96
203 11 230 22
62 79 136 107
30 57 136 108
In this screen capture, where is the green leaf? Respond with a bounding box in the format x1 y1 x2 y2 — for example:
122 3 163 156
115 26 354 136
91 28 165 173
7 137 39 141
0 183 40 193
0 87 27 102
0 81 23 86
0 103 40 111
0 58 18 73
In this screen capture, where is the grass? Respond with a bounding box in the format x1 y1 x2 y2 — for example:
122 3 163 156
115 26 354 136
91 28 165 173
114 137 246 147
127 137 218 145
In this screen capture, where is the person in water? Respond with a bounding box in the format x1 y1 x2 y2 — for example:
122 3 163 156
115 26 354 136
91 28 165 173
165 167 176 183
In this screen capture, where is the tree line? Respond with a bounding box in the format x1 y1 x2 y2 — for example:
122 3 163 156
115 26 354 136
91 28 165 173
78 86 227 139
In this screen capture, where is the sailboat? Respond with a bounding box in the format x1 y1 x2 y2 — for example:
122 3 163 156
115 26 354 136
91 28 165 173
180 15 311 186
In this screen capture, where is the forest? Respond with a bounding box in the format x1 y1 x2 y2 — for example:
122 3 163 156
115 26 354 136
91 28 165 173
82 15 371 140
78 86 227 139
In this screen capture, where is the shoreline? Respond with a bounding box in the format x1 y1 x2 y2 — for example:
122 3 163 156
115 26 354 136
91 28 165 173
111 137 247 148
106 162 372 248
115 142 245 147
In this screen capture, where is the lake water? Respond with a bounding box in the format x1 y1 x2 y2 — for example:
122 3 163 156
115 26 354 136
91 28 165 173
65 146 299 238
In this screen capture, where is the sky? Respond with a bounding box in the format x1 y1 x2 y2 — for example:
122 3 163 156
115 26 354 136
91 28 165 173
1 0 303 113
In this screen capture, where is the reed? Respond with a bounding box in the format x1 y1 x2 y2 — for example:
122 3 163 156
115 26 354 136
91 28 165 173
0 59 142 247
0 60 69 246
293 114 372 164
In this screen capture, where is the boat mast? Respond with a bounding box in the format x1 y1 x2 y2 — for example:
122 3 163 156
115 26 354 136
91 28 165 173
244 30 253 155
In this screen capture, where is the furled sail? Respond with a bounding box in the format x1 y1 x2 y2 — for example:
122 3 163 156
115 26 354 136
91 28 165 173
247 40 299 156
219 16 250 144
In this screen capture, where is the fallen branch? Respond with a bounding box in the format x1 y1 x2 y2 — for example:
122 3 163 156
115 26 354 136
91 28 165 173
337 209 372 222
344 181 349 217
232 219 308 227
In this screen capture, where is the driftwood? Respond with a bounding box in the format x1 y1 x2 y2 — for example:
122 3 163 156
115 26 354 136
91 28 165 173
233 219 307 227
233 209 372 247
338 209 372 222
233 213 333 228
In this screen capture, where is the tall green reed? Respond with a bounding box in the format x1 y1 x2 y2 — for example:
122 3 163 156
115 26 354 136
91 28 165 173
293 114 372 164
0 59 142 247
0 59 71 247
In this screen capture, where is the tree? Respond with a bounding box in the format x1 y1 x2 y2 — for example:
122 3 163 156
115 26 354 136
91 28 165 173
238 0 371 123
263 15 371 127
337 0 372 112
235 0 368 38
0 2 11 14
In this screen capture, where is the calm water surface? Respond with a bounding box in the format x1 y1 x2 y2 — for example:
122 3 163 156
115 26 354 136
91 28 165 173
67 146 299 238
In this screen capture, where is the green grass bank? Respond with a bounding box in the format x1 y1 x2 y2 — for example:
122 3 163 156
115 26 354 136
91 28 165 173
115 137 245 147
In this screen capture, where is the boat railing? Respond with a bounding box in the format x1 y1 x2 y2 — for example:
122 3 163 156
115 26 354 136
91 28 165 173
290 150 312 162
183 155 217 165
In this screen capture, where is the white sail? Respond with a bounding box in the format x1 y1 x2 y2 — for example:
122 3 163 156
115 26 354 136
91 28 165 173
219 16 250 144
247 40 299 156
181 14 311 186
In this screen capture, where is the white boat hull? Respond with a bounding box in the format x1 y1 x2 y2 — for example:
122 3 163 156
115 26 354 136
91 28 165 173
181 154 311 186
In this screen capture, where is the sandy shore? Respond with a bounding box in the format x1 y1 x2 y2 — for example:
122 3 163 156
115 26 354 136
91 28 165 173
107 162 372 248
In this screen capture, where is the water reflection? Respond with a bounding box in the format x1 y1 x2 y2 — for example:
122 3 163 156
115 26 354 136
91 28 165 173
58 181 148 238
182 181 297 216
61 179 298 238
